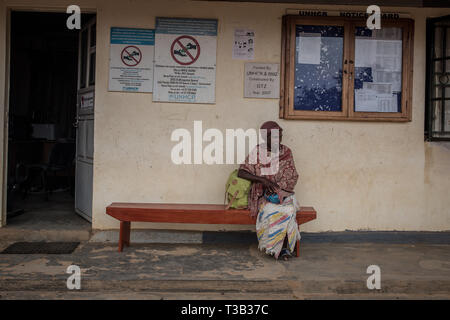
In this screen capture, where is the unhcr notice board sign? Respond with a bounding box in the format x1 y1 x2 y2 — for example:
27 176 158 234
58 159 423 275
108 27 155 93
153 18 218 104
286 9 410 19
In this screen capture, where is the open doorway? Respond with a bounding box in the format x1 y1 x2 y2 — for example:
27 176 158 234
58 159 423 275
5 11 95 239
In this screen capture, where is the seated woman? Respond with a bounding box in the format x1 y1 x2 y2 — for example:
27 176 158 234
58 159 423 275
238 121 300 261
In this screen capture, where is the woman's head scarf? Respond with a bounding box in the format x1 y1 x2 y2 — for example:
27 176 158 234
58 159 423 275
260 121 282 132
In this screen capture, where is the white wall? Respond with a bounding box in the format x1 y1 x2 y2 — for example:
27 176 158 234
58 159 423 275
0 0 449 231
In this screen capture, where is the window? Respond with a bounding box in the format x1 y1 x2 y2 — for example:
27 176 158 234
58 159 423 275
280 16 414 121
79 29 88 89
78 21 96 89
89 23 96 86
425 15 450 141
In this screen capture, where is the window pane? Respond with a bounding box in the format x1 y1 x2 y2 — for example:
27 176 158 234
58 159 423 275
90 24 96 47
434 27 442 58
294 25 344 111
434 86 450 98
354 27 402 113
432 100 442 132
434 60 442 73
435 59 450 74
447 27 450 57
437 73 450 85
89 52 96 85
446 100 450 132
80 29 88 88
433 86 441 99
431 100 450 138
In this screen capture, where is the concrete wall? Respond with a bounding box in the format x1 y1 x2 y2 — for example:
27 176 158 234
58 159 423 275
0 0 449 231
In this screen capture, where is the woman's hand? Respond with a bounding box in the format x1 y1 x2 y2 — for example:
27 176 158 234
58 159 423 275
276 189 293 204
258 177 280 193
238 169 280 193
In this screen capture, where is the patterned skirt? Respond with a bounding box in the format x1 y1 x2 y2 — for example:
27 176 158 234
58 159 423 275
256 195 300 259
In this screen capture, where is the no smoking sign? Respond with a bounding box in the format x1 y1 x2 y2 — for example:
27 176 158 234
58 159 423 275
121 45 142 67
170 35 200 65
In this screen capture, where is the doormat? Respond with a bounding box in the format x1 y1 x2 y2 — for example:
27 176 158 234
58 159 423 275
1 242 80 254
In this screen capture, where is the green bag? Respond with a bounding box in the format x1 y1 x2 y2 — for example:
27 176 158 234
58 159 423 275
225 169 252 209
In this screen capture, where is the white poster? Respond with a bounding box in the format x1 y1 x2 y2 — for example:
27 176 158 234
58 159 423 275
233 29 255 60
153 18 218 104
108 27 155 93
298 34 321 65
244 63 280 99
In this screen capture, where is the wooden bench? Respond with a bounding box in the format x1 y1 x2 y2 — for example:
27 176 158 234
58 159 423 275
106 203 317 257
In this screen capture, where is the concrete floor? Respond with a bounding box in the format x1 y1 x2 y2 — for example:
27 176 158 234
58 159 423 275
2 192 91 241
0 240 449 299
0 194 449 299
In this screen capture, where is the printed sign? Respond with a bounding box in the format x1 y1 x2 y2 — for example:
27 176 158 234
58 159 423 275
233 29 255 60
171 35 201 65
153 18 218 104
286 9 410 19
80 91 95 108
244 63 280 99
121 46 142 66
109 27 155 93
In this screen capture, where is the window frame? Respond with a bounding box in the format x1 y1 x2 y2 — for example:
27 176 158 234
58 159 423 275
425 15 450 141
280 15 414 122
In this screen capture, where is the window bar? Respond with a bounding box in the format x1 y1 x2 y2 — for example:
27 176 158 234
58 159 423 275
441 27 447 135
428 22 436 140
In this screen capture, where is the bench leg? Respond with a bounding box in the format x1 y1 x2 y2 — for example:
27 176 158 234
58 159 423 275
124 221 131 247
119 221 131 252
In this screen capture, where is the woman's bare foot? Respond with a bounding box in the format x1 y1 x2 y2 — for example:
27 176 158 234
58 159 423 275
280 248 291 261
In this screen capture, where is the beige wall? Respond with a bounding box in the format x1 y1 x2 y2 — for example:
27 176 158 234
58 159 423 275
0 0 449 231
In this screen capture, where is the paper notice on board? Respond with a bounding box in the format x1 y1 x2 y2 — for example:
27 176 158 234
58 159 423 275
298 34 321 65
373 71 402 91
376 40 402 56
355 39 376 67
233 29 255 60
356 39 402 70
375 55 402 72
362 82 392 94
355 89 398 112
